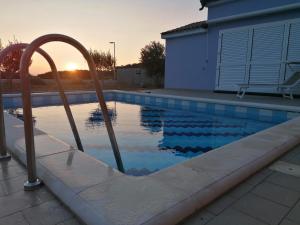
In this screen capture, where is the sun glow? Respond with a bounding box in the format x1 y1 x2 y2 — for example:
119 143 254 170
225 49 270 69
65 63 78 71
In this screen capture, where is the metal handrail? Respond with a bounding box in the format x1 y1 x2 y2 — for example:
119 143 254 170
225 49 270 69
0 74 10 160
19 34 124 190
0 44 84 164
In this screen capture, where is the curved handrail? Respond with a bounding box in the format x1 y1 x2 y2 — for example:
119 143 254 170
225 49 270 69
19 34 124 188
0 44 84 158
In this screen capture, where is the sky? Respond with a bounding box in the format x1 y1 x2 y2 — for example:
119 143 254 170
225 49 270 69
0 0 207 75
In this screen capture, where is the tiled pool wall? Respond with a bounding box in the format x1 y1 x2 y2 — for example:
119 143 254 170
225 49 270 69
3 91 300 123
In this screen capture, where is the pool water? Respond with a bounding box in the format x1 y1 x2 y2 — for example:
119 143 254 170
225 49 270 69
14 101 278 176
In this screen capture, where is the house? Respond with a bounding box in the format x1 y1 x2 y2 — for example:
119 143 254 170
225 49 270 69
161 0 300 94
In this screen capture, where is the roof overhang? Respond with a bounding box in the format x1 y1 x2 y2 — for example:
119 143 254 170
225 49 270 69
206 0 237 7
161 28 207 39
200 0 236 10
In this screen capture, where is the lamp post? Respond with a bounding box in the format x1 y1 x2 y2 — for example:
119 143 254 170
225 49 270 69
109 42 116 80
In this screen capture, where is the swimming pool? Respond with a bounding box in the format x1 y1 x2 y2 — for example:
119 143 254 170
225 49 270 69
4 91 300 225
10 99 282 176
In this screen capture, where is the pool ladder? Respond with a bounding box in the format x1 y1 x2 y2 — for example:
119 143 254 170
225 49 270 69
0 34 124 190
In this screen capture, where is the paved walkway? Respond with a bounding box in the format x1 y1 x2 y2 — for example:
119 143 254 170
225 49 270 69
181 145 300 225
146 89 300 108
0 157 82 225
1 146 299 225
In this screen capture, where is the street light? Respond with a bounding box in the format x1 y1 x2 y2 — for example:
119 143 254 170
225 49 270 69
109 42 116 80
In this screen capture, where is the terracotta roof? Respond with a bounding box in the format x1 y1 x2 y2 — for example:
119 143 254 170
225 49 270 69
161 21 208 36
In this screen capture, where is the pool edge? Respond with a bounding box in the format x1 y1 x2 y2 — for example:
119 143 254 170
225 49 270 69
4 91 300 225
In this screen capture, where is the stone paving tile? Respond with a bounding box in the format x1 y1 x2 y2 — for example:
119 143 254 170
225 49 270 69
34 188 55 203
281 146 300 165
205 208 268 225
267 172 300 192
0 174 27 195
251 181 300 207
179 145 300 225
0 212 29 225
0 190 42 218
22 200 74 225
0 183 6 197
228 182 255 199
0 158 82 225
284 153 300 165
280 219 300 225
244 168 274 186
206 195 236 215
269 161 300 178
0 163 26 181
0 158 22 169
180 210 215 225
57 218 83 225
232 193 290 225
287 200 300 224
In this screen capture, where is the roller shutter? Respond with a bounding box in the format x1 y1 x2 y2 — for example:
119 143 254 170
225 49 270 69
216 19 300 94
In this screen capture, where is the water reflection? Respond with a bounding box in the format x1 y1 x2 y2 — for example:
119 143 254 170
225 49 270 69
16 101 277 176
85 104 117 129
140 106 163 133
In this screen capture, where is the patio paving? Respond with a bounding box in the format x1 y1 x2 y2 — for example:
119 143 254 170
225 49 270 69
180 144 300 225
1 145 299 225
0 157 82 225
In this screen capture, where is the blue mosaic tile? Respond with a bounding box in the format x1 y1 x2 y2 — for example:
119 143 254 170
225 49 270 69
272 111 287 123
207 103 215 114
154 97 162 107
258 109 273 122
174 99 182 108
214 104 226 116
180 100 190 110
140 95 146 104
189 101 198 112
167 99 176 109
161 98 169 107
287 112 300 120
12 98 22 108
247 107 259 120
224 105 235 117
3 91 298 125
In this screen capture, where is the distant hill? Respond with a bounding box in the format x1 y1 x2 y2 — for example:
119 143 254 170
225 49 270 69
37 70 113 80
117 63 142 69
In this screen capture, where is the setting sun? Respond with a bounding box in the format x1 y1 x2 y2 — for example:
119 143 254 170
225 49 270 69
65 63 78 71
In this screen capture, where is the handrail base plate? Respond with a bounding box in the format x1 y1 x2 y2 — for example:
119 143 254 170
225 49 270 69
0 154 11 161
24 179 43 191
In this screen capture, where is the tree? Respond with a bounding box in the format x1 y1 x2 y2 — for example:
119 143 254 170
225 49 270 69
140 41 165 86
89 49 115 72
0 38 31 92
0 38 25 74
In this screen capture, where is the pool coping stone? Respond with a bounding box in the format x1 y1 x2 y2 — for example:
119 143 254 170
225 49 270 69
4 90 300 225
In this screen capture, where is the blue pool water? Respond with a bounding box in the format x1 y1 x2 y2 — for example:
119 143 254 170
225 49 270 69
14 101 278 175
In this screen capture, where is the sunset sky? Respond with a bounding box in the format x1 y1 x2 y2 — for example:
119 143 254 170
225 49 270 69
1 0 207 75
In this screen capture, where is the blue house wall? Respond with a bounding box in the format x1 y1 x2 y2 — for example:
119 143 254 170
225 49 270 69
208 0 300 19
163 0 300 91
165 33 209 90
